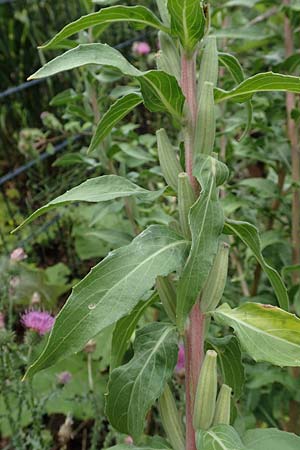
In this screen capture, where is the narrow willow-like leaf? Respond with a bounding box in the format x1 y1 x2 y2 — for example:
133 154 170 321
196 425 245 450
244 428 300 450
177 156 224 329
168 0 205 53
110 295 156 371
88 93 143 153
138 70 184 119
279 53 300 74
218 52 244 84
24 226 189 378
40 6 169 50
28 43 140 79
214 303 300 367
206 336 244 399
28 44 184 120
215 72 300 103
13 175 163 232
218 52 252 139
224 219 289 310
106 322 178 439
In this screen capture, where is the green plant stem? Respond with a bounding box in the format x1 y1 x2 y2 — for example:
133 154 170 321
184 303 205 450
88 353 94 392
181 49 204 450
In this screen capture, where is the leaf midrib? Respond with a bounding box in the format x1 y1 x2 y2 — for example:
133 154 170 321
217 310 300 351
29 237 187 373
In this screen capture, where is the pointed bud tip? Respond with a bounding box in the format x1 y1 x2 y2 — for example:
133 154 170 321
206 349 217 358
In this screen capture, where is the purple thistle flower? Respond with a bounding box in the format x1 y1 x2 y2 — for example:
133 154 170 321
176 344 185 373
132 41 151 56
21 310 55 335
57 371 72 385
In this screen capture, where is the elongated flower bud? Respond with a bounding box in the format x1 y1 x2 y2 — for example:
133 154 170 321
178 172 195 240
157 31 181 81
193 350 218 430
198 36 218 98
159 384 185 450
156 128 183 191
194 81 216 156
213 384 232 426
200 242 229 313
156 276 176 323
156 0 170 26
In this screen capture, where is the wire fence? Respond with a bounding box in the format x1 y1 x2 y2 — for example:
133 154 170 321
0 8 150 258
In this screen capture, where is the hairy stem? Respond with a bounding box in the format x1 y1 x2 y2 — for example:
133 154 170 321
184 304 205 450
181 50 204 450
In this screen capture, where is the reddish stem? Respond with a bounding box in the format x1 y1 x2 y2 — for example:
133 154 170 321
181 49 205 450
184 304 205 450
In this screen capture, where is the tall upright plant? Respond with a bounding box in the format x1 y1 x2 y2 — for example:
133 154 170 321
15 1 300 449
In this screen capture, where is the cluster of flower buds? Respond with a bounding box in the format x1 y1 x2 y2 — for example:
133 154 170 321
193 350 232 431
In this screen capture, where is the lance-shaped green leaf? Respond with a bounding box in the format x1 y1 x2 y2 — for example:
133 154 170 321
110 295 156 371
40 6 169 50
206 336 244 399
138 71 184 119
244 428 300 450
215 72 300 103
218 52 253 139
196 425 245 450
176 156 224 329
13 175 163 232
224 219 289 310
28 43 140 78
279 53 300 74
88 93 143 153
106 322 178 439
214 303 300 367
28 44 184 120
24 226 189 378
168 0 205 53
218 52 244 84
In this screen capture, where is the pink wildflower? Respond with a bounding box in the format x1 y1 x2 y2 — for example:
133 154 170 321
10 247 27 262
176 344 185 373
132 41 151 56
124 436 134 445
57 371 72 385
21 310 55 335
